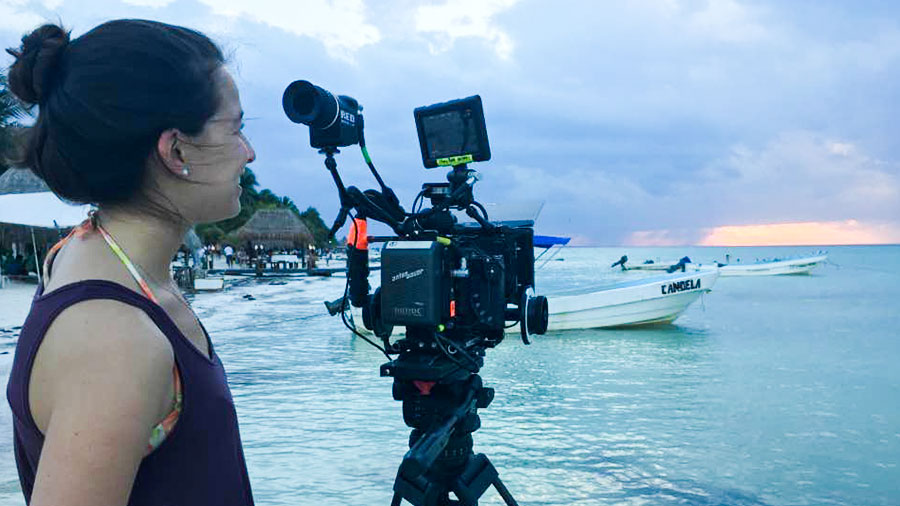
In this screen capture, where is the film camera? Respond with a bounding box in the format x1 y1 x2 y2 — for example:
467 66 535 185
283 80 549 506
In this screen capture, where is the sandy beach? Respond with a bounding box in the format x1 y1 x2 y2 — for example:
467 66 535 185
0 279 37 330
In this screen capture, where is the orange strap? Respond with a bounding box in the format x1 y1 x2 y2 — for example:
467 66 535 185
347 218 368 250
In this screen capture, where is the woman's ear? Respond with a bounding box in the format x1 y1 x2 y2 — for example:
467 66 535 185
156 129 189 176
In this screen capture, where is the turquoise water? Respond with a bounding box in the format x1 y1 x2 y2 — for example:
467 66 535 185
1 245 898 505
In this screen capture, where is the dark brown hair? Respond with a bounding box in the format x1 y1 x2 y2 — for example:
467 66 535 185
6 19 225 205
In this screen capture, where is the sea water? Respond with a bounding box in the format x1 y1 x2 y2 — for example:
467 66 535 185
1 245 898 505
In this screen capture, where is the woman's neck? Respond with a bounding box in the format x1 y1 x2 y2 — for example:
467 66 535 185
95 207 190 283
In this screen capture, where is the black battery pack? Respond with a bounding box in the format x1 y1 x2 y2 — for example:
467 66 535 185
381 240 445 326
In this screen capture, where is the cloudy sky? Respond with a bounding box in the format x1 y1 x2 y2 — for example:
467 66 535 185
2 0 899 245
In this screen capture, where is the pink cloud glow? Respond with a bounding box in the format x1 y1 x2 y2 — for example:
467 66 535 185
699 220 900 246
625 220 900 246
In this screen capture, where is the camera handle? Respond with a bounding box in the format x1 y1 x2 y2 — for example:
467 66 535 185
320 147 407 238
358 129 401 213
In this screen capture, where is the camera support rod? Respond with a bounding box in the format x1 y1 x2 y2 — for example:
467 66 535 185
321 148 353 238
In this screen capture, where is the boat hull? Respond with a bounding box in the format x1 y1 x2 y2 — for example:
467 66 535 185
542 268 719 330
718 255 827 277
624 262 680 271
548 290 706 330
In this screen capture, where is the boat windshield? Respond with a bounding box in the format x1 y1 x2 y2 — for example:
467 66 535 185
453 199 545 227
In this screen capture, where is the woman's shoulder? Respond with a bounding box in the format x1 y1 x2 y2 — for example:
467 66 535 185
26 296 177 500
36 231 173 373
30 296 176 432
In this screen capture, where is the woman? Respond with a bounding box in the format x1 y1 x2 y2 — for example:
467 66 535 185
5 19 256 505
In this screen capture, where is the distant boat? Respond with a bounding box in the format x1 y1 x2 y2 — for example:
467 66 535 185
622 261 676 271
621 253 828 277
535 267 719 330
620 256 699 272
193 276 225 291
718 253 827 277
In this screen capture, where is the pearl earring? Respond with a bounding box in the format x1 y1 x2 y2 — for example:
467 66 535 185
182 165 190 176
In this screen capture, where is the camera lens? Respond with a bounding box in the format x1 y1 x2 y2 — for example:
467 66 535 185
293 91 315 117
282 80 339 128
527 295 549 335
520 291 549 344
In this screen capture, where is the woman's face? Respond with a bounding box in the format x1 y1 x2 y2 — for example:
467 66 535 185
174 67 256 223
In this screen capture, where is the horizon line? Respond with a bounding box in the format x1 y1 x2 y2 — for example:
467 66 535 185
568 243 899 248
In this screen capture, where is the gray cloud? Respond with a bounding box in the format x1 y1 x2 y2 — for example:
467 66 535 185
2 0 898 244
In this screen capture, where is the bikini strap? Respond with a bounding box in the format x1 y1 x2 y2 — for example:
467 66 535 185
43 219 90 280
43 212 160 305
94 223 160 304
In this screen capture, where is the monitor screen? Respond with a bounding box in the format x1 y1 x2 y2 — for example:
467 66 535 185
415 96 490 168
421 110 480 159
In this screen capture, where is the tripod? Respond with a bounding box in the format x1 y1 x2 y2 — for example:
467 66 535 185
383 365 519 506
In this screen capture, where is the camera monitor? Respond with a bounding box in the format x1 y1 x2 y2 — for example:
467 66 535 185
414 95 491 168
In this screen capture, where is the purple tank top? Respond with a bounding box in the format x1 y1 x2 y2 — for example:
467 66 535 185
6 280 254 505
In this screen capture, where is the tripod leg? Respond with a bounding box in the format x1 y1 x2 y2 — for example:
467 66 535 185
491 477 519 506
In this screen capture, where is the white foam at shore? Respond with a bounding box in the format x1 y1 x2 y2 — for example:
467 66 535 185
189 275 348 335
0 274 349 332
0 273 349 375
0 280 37 330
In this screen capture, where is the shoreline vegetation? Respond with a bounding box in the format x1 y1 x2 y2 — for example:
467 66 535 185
194 166 335 250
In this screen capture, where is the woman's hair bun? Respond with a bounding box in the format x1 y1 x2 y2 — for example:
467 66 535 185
5 24 70 105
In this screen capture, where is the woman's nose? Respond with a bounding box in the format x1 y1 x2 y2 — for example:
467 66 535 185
239 135 256 163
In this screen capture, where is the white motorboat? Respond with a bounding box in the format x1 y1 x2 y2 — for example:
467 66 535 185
537 267 719 330
612 255 701 273
193 277 225 291
620 252 828 277
717 253 827 277
623 261 677 271
344 267 718 333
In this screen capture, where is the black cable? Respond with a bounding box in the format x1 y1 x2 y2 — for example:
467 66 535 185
338 212 392 360
340 275 392 359
411 190 426 233
412 189 425 212
466 204 493 229
432 332 479 372
412 189 432 233
360 145 389 193
472 201 490 222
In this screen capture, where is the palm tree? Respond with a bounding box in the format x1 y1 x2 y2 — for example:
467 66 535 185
0 73 29 175
239 167 259 198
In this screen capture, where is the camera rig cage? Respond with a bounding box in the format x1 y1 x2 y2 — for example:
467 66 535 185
283 80 548 506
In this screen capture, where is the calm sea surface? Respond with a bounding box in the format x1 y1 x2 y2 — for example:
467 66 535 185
1 245 898 505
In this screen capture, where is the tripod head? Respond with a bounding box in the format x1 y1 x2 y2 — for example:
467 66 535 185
388 372 518 506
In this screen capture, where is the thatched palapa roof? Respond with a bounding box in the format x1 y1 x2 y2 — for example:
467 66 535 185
0 168 49 195
234 208 313 249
